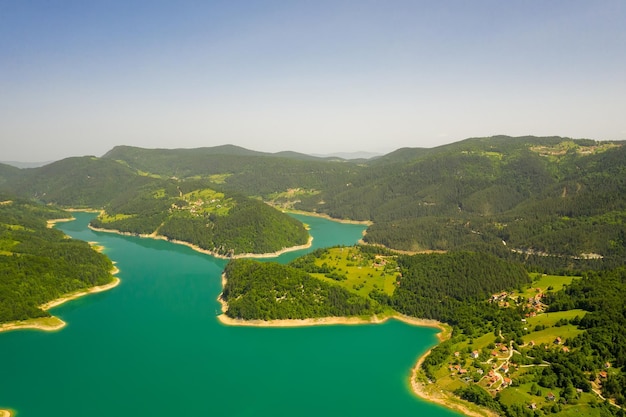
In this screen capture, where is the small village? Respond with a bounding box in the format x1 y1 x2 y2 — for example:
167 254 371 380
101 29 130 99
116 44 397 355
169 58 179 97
168 189 234 218
434 277 622 414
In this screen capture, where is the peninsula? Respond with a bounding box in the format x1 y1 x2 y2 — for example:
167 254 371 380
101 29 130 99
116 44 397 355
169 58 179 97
0 200 120 330
217 244 626 416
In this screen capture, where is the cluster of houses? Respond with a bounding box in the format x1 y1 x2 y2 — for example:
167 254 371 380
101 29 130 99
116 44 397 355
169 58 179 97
525 289 546 315
490 289 546 316
371 257 388 269
171 197 223 216
447 341 518 392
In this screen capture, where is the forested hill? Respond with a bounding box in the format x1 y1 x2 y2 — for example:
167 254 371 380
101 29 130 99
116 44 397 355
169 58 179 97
0 163 21 186
295 136 626 269
90 183 309 256
0 156 309 256
0 199 115 323
3 156 154 207
222 259 378 320
102 144 362 198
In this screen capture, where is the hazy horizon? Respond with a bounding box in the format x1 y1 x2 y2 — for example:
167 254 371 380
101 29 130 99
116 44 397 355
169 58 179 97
2 1 625 162
1 133 618 167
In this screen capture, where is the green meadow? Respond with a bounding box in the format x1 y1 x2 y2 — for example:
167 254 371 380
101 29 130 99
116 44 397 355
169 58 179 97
309 247 399 297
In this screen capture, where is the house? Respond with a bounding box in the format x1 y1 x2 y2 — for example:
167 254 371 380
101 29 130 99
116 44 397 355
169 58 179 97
471 350 480 359
554 337 562 345
599 371 608 379
500 345 509 353
605 362 611 369
503 377 512 386
547 392 556 401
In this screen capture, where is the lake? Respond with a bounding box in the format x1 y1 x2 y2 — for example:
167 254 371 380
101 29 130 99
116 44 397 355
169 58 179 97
0 212 460 417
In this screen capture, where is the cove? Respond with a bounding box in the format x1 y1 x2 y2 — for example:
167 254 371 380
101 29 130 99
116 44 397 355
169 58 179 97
0 212 460 417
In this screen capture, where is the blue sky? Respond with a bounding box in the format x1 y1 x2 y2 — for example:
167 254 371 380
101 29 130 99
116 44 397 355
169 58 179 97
2 1 625 161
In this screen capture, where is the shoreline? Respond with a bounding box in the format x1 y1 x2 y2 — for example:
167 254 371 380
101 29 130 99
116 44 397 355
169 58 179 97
89 225 314 259
0 273 120 334
46 217 75 228
409 338 499 417
217 312 447 330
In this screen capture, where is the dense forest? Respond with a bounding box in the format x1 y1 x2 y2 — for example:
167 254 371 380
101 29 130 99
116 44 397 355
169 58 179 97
221 259 379 319
295 137 626 268
390 252 530 328
0 198 115 322
545 268 626 406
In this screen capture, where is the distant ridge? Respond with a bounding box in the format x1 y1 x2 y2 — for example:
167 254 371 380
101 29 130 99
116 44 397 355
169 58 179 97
311 151 381 160
103 144 342 161
1 160 54 168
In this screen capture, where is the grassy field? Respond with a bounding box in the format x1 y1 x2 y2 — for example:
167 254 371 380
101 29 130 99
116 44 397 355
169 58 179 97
522 274 578 298
526 309 586 328
309 247 398 297
498 385 604 417
181 188 233 216
98 213 136 223
522 324 584 345
207 173 232 184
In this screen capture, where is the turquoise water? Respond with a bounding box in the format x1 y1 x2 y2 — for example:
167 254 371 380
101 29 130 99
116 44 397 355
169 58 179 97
0 213 460 417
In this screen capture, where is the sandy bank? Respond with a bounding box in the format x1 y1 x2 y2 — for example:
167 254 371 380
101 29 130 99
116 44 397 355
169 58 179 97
217 313 447 329
89 225 313 259
283 208 373 226
410 371 499 417
0 409 13 417
0 316 66 333
46 217 75 228
408 329 499 417
40 275 120 310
